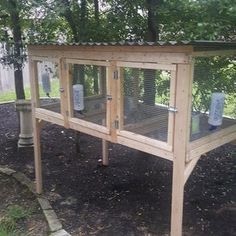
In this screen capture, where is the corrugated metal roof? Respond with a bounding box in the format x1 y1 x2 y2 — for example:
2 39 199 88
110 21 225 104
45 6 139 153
29 40 236 49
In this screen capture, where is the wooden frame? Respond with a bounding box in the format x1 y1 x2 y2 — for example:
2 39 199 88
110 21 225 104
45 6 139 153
28 43 236 236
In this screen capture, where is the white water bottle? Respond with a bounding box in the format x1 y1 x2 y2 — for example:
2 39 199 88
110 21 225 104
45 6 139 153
208 92 225 126
73 84 84 111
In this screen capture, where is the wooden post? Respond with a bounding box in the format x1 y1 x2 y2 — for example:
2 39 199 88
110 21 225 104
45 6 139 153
167 69 177 147
102 139 109 165
29 59 43 194
102 119 109 165
170 63 193 236
59 58 69 128
106 62 118 142
117 67 124 130
32 118 42 193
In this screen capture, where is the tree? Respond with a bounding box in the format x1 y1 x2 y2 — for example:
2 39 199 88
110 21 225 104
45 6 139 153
0 0 26 99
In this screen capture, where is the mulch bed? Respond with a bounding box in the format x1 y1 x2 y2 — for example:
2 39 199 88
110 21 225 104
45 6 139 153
0 172 48 235
0 102 235 236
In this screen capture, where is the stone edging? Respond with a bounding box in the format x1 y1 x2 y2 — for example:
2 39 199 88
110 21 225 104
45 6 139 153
0 165 71 236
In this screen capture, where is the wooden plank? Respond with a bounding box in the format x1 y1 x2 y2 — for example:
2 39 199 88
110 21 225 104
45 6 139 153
28 44 194 54
192 49 236 57
117 135 173 161
117 130 172 152
35 108 64 126
117 67 124 130
116 61 176 71
184 155 201 185
167 70 176 147
66 64 73 117
188 131 236 161
29 59 40 108
171 63 193 236
66 58 110 67
31 56 59 63
69 118 112 141
29 49 190 64
69 117 110 134
107 63 118 141
188 124 236 151
58 59 69 128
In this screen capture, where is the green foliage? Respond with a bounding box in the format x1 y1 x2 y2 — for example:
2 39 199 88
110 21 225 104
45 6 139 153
192 56 236 117
0 204 32 236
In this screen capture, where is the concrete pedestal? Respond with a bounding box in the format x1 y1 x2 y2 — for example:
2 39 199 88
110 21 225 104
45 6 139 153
15 100 33 148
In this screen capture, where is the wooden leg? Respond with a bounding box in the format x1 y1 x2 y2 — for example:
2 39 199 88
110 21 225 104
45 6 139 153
102 139 109 166
102 118 109 166
170 156 185 236
32 118 42 194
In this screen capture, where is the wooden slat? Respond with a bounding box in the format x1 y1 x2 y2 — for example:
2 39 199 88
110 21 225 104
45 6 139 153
188 124 236 151
167 70 176 147
116 61 176 71
69 118 112 141
184 156 201 185
117 67 124 130
35 108 64 126
29 49 190 64
192 49 236 57
66 58 110 67
69 117 110 134
188 131 236 161
31 56 59 63
66 64 73 117
117 130 172 152
29 59 40 108
28 44 194 54
59 58 70 128
107 63 118 141
117 135 173 161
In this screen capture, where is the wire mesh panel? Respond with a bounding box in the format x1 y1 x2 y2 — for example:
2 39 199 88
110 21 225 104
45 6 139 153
69 64 107 126
120 67 171 142
190 56 236 141
37 61 61 113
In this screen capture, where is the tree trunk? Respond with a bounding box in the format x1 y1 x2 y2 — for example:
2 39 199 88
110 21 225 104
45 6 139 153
9 0 25 99
93 66 99 94
143 0 160 105
94 0 99 23
80 0 87 41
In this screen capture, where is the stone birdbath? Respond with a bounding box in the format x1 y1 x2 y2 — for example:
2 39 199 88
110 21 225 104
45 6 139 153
15 99 33 147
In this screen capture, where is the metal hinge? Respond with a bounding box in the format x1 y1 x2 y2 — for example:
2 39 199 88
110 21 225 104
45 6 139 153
113 70 118 80
113 120 119 129
59 87 65 93
168 106 178 113
106 95 112 101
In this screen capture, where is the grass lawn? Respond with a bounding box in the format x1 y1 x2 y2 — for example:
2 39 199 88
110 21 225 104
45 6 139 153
0 79 60 103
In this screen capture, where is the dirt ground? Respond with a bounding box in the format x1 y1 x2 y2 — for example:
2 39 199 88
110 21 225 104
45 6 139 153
0 102 235 236
0 172 48 235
